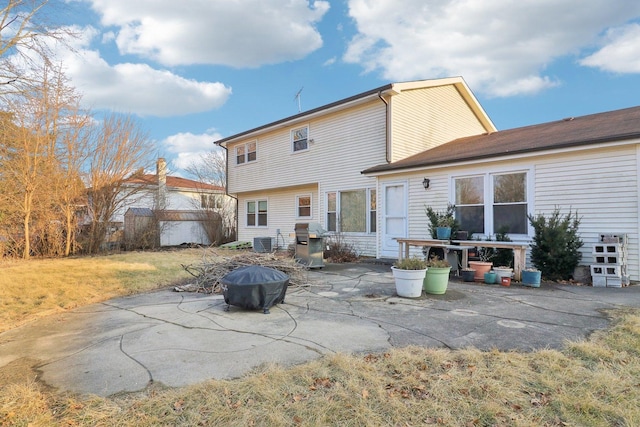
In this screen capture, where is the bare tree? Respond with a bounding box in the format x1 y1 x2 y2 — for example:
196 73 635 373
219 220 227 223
1 0 75 92
0 63 74 258
53 103 92 256
185 149 237 244
85 113 154 253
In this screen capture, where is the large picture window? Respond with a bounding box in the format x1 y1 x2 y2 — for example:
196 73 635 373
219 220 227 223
326 189 376 233
247 200 267 227
454 171 528 236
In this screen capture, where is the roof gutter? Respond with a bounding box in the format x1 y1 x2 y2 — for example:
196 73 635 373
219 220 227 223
378 90 391 163
362 132 640 176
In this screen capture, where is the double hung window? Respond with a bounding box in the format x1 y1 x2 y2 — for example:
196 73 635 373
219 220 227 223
292 126 308 152
454 172 528 235
236 141 256 165
297 195 311 218
247 200 267 227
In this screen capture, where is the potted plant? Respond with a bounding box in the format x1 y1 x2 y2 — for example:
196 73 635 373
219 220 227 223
423 256 451 295
484 270 498 284
468 239 493 281
461 267 476 282
391 257 427 298
425 203 459 240
521 268 542 287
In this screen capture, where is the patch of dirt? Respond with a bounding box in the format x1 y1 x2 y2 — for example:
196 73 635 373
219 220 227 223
0 357 44 387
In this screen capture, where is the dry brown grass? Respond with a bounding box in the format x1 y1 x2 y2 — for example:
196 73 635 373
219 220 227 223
1 314 639 427
0 248 208 333
1 252 639 426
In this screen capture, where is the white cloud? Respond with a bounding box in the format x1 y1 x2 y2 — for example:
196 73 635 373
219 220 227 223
580 23 640 73
84 0 330 67
163 131 223 171
54 27 232 117
344 0 640 97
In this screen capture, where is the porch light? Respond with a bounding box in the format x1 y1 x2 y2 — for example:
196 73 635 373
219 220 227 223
422 178 430 190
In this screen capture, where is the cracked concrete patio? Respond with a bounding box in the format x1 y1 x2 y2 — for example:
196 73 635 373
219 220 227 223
1 262 639 397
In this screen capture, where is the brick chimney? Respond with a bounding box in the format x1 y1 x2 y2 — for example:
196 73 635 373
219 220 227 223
157 158 167 210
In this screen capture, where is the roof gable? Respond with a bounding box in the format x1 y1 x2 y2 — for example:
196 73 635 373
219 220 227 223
216 77 495 146
363 105 640 174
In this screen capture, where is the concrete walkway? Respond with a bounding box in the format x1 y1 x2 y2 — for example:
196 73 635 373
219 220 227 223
1 263 639 397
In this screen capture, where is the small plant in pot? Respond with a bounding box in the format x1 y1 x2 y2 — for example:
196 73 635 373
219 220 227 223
468 237 494 281
391 257 427 298
425 203 459 240
423 256 451 295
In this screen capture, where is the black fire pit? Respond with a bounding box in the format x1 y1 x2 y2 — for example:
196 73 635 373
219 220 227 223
220 265 289 314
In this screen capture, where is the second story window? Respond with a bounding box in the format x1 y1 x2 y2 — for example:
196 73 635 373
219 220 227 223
292 126 308 152
201 194 222 209
236 141 257 165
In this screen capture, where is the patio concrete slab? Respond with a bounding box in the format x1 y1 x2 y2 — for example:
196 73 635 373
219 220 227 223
1 262 639 397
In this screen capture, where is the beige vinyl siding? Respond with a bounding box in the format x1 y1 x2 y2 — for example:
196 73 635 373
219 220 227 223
238 186 318 250
533 145 639 280
237 186 377 257
227 100 387 195
376 143 640 280
390 85 487 162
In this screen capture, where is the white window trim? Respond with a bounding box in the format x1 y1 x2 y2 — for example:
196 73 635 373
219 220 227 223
296 194 312 219
325 188 377 235
235 140 257 166
246 198 268 228
451 167 533 239
291 125 309 153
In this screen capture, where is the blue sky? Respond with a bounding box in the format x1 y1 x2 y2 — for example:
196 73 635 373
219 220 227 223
40 0 640 175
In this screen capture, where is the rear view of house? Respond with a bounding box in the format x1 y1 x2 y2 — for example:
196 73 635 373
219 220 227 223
216 77 495 255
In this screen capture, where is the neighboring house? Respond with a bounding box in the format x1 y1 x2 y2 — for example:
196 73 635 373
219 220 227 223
115 158 228 247
362 106 640 281
115 158 226 223
216 77 495 254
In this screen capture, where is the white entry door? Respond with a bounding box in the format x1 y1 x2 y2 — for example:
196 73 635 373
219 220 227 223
382 182 407 258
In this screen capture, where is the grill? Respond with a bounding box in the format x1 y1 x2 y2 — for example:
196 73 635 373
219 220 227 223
220 265 289 314
294 222 327 268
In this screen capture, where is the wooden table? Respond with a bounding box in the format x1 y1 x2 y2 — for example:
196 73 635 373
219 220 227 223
395 239 474 274
452 240 529 281
395 238 529 281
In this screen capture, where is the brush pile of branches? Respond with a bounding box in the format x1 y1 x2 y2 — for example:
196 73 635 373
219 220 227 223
176 250 307 293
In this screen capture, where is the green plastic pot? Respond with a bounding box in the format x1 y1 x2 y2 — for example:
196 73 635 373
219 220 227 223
423 267 451 294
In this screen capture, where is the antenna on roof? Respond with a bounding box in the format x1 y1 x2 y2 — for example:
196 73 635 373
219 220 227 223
294 87 303 112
